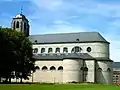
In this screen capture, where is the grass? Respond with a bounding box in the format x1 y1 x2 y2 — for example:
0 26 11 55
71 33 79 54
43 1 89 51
0 83 120 90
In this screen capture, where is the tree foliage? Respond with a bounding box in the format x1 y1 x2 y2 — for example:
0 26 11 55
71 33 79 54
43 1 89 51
0 28 38 83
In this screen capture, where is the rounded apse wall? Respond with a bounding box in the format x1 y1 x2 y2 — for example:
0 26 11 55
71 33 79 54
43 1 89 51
63 59 83 83
88 42 109 59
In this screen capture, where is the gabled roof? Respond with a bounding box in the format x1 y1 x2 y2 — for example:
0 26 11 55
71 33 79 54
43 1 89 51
29 32 109 44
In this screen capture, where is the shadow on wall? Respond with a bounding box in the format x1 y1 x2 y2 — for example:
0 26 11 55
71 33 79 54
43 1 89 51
81 67 88 82
96 62 112 84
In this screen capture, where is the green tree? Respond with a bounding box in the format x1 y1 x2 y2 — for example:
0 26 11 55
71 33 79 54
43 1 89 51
0 28 39 83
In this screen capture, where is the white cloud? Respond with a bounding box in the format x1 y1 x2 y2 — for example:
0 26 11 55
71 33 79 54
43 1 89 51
31 0 63 11
30 21 87 35
31 0 120 17
53 20 70 25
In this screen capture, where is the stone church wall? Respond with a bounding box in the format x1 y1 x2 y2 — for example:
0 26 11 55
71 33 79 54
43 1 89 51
33 42 109 59
96 61 113 84
33 60 63 83
63 59 83 83
84 60 95 82
11 42 112 84
88 42 109 59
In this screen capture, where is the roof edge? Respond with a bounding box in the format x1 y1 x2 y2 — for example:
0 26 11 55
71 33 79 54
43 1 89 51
32 41 110 45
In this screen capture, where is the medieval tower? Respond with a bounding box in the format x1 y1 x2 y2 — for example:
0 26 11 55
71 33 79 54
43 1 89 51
11 13 30 37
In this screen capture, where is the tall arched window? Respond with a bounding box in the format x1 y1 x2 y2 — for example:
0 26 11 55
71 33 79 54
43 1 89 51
24 23 26 30
21 22 23 31
96 68 102 83
16 21 19 28
55 48 60 53
83 67 88 82
42 66 48 70
41 48 45 53
50 66 56 70
13 21 16 30
63 47 68 53
71 46 82 53
58 66 63 70
48 48 52 53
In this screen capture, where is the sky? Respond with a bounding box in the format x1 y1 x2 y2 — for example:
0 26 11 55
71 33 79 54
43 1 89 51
0 0 120 62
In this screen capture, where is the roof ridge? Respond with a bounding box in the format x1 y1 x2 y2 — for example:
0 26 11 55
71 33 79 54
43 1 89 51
29 32 109 44
30 31 99 36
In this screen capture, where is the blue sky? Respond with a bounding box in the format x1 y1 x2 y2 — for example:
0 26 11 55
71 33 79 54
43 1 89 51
0 0 120 62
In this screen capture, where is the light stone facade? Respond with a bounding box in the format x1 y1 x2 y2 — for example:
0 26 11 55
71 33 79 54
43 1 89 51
11 13 113 84
32 42 109 58
30 42 113 84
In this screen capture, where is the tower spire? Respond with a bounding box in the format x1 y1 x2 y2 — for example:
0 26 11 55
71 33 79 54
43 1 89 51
20 6 23 14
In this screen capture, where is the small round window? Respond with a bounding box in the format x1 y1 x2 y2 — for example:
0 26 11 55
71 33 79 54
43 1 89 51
87 47 91 52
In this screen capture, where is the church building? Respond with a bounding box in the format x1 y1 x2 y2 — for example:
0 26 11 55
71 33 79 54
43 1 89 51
11 13 113 84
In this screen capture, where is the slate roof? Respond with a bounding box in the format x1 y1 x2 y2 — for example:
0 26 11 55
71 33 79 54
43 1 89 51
29 32 109 44
113 62 120 68
33 53 94 60
13 14 28 21
32 53 112 61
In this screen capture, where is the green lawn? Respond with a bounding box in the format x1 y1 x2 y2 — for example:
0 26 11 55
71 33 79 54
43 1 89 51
0 84 120 90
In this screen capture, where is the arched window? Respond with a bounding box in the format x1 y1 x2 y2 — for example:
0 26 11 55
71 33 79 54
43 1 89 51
41 48 45 53
20 22 23 30
83 67 88 82
35 66 40 70
33 48 38 53
96 68 102 83
42 66 48 70
83 67 88 71
80 67 84 70
13 21 16 30
107 68 111 72
16 21 19 28
55 48 60 53
63 47 68 53
50 66 56 70
58 66 63 70
97 68 102 72
71 46 82 53
24 23 26 30
48 48 52 53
